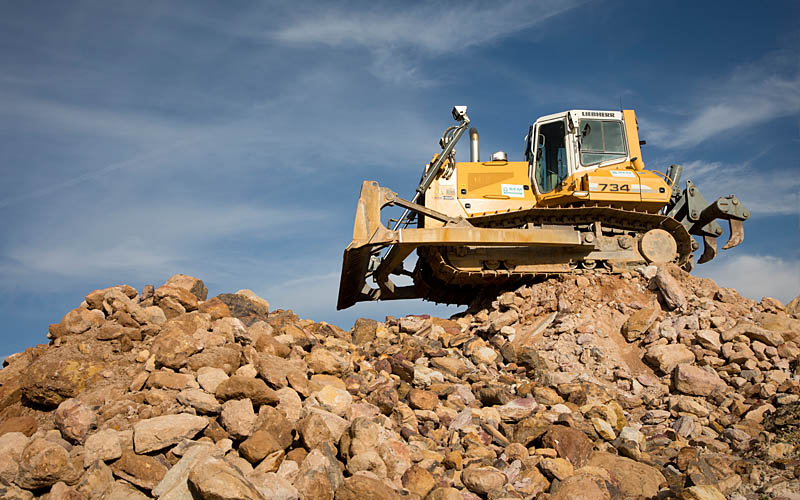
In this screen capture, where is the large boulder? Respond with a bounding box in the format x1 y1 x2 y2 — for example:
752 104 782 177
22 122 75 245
16 437 79 490
21 348 106 408
645 343 695 374
0 432 29 485
586 451 666 498
215 291 269 326
541 425 594 468
672 364 727 396
164 274 209 301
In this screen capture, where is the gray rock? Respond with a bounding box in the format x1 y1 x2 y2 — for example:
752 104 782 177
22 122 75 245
672 363 726 396
220 399 257 439
177 388 222 414
153 442 218 500
653 265 686 309
83 429 122 466
0 432 28 485
133 414 208 453
248 472 300 500
645 343 695 374
16 437 76 489
197 367 229 393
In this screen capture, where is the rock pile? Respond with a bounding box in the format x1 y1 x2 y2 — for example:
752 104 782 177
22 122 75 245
0 268 798 500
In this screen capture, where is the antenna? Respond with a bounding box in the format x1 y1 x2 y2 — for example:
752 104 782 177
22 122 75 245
619 95 623 110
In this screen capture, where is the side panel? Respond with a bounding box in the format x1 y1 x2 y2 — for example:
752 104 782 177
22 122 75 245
425 166 463 228
455 161 537 217
586 168 642 203
638 170 672 206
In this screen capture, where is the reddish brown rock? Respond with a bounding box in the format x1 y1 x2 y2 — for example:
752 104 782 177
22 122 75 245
335 474 400 500
155 285 199 312
550 473 611 500
402 465 435 498
622 306 659 341
59 307 105 336
152 329 199 369
110 449 168 491
215 375 278 406
587 451 666 498
541 425 594 468
240 430 283 463
0 415 37 437
187 456 266 500
198 296 231 320
407 388 438 410
351 318 379 345
187 346 241 374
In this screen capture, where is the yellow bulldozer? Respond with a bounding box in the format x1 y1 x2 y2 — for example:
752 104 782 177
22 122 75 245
337 106 749 309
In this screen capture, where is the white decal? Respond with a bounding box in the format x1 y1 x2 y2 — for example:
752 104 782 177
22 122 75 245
610 170 636 178
501 184 525 198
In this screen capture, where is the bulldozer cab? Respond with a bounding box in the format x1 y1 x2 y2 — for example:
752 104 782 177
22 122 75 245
528 110 631 197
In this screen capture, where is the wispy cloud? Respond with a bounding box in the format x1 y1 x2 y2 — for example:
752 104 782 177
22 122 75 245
273 1 579 53
644 51 800 149
696 253 799 304
271 0 584 85
0 92 194 143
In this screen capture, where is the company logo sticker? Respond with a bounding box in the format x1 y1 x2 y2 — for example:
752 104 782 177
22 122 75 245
609 170 636 178
501 184 525 198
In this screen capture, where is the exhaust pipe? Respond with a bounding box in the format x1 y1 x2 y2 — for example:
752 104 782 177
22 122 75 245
469 127 480 162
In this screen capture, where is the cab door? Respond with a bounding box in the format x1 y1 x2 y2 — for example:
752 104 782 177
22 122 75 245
530 114 571 197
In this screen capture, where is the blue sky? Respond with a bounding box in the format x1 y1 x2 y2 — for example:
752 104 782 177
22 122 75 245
1 0 798 359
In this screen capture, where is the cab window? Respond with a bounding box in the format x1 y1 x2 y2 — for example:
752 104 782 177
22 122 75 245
579 119 626 165
534 120 567 194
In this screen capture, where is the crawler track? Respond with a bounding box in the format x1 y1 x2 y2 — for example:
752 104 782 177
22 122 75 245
413 206 694 304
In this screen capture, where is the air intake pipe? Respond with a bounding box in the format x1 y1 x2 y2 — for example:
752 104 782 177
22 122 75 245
469 127 480 162
666 164 683 188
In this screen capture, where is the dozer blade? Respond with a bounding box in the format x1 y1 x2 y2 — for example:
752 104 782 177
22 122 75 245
337 180 594 309
723 219 744 250
698 235 717 265
338 247 376 311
